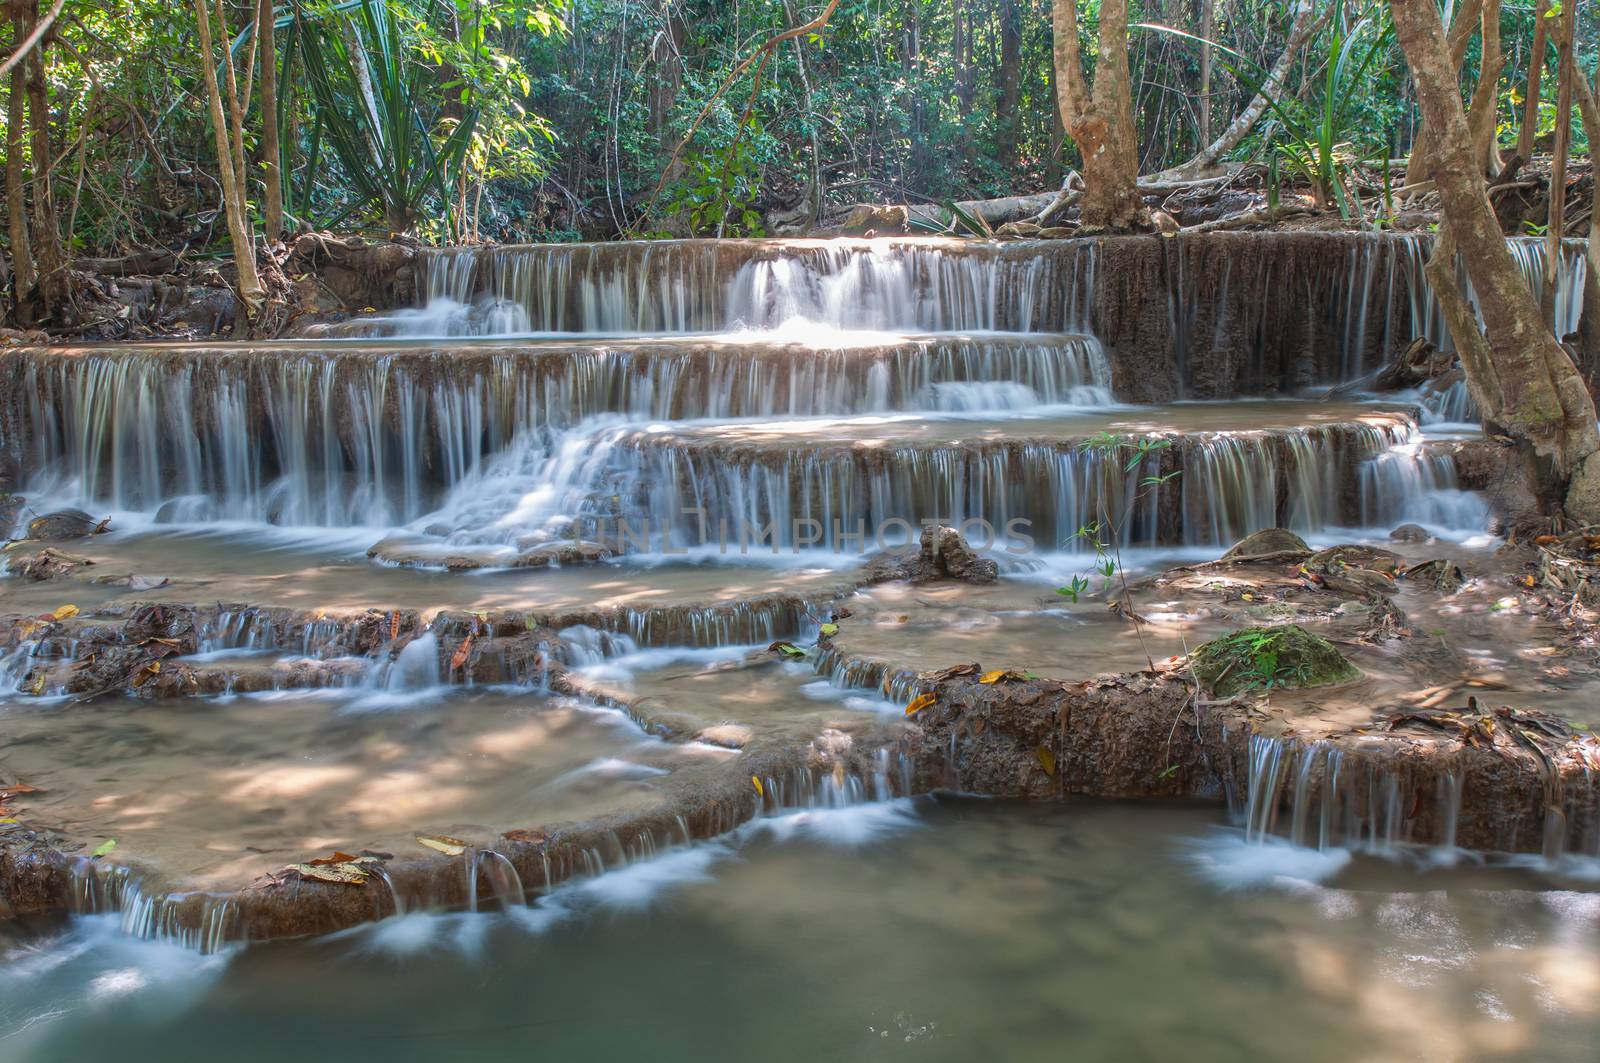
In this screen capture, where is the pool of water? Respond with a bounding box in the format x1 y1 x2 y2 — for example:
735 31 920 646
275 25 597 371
4 798 1599 1062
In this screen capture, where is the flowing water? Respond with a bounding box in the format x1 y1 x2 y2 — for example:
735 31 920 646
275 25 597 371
6 799 1600 1062
0 233 1593 1055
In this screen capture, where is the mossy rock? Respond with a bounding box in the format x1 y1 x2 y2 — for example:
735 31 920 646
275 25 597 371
1190 624 1359 697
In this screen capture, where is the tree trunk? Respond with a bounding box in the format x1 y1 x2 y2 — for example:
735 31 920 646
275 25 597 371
1197 0 1214 145
1052 0 1144 230
259 0 284 242
1570 59 1599 390
193 0 264 318
1540 0 1576 325
5 0 35 308
1464 0 1502 176
998 0 1021 169
1516 0 1547 161
1403 0 1483 189
23 0 65 317
1390 0 1600 523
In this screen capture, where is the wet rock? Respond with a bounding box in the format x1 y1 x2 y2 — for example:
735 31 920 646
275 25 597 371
996 222 1041 238
1389 523 1435 544
512 541 614 568
923 525 999 584
1402 558 1467 593
0 492 22 533
1221 528 1310 561
696 724 754 749
5 547 93 581
862 525 998 584
1190 625 1360 698
26 509 103 542
1307 544 1404 575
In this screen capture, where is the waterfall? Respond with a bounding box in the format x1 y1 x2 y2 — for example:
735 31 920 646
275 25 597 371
1359 426 1489 536
4 334 1109 527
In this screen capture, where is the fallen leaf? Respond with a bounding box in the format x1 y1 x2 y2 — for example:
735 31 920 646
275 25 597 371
819 623 839 637
450 633 475 671
981 669 1027 684
308 851 363 866
0 783 40 797
131 661 163 686
91 839 117 858
502 829 548 845
1036 746 1056 776
51 604 79 620
751 775 764 797
905 693 936 716
416 833 468 857
287 862 368 885
389 611 402 640
767 640 807 659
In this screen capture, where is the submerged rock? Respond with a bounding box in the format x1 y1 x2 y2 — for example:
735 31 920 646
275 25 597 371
1389 523 1435 543
1401 558 1467 593
26 509 102 542
1190 625 1360 698
1221 528 1310 560
861 525 999 585
5 546 93 581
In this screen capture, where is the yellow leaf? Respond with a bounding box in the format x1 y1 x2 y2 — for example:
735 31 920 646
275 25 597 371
981 669 1027 684
905 693 936 716
751 775 764 797
1036 746 1056 776
416 833 468 857
51 604 79 620
819 623 839 637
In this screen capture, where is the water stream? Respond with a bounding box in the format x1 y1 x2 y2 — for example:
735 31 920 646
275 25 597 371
0 232 1594 1054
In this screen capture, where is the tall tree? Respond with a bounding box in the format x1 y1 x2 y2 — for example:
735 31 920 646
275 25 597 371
1390 0 1600 523
5 0 35 309
193 0 264 319
1051 0 1144 229
258 0 284 243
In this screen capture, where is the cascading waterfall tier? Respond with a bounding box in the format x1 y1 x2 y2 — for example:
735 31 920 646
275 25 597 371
470 406 1424 551
410 233 1586 397
1 333 1108 527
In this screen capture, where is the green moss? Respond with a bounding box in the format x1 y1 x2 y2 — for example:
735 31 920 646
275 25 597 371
1190 625 1359 698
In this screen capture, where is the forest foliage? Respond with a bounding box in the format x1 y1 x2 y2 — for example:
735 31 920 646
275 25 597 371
0 0 1595 253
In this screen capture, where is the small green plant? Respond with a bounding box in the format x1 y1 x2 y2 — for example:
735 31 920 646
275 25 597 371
1055 434 1181 669
1191 626 1359 697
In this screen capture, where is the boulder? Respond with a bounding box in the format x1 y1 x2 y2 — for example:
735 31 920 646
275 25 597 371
862 525 999 585
1221 528 1311 561
1190 625 1360 698
26 509 102 541
1388 523 1435 544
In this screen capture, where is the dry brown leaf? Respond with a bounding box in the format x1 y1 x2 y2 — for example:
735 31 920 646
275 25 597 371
389 611 402 640
449 633 475 671
502 829 548 845
308 851 362 866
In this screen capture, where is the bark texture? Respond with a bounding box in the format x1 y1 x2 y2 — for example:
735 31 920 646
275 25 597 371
1391 0 1600 523
1052 0 1144 230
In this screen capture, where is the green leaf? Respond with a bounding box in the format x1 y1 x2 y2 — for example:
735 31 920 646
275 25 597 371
91 839 117 858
